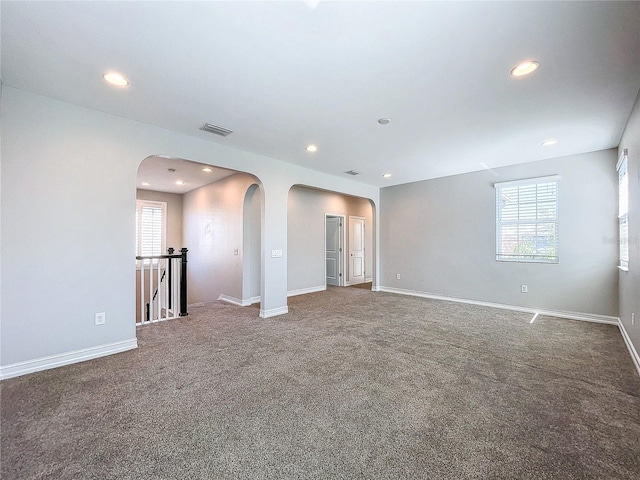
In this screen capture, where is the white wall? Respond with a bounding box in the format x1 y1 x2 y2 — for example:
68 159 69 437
288 186 374 293
0 87 379 375
618 91 640 358
0 83 3 358
182 173 258 304
380 149 619 318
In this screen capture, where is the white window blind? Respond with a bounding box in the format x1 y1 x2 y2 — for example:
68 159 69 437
136 200 166 263
495 175 559 263
618 150 629 270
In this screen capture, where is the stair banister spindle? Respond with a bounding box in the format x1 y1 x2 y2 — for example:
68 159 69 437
174 258 179 318
149 260 154 323
167 248 174 310
140 261 145 324
163 259 168 318
157 259 162 322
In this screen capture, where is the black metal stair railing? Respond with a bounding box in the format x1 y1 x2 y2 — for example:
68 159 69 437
136 247 188 325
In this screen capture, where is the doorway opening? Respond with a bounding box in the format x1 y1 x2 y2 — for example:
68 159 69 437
135 155 264 325
287 185 375 296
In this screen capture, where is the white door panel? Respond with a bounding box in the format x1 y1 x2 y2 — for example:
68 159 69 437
325 216 343 286
326 258 337 279
348 216 365 285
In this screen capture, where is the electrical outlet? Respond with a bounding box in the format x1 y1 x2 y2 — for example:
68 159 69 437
234 249 238 255
632 313 635 326
396 274 401 280
95 312 106 326
521 285 528 293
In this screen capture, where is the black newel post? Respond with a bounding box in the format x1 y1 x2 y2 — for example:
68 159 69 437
179 248 188 317
167 247 174 309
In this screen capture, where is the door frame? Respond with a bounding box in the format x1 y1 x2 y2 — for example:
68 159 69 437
325 213 346 287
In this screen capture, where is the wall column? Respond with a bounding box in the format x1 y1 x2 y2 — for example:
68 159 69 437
259 180 290 317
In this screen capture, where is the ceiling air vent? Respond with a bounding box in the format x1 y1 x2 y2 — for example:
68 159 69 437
200 123 233 137
344 170 361 176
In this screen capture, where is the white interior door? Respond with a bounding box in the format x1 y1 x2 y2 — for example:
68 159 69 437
348 216 365 285
325 216 342 286
325 215 343 286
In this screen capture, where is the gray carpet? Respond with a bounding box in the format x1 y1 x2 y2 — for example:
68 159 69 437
2 287 640 479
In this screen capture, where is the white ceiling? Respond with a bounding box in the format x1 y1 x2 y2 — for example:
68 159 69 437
137 156 238 194
2 1 639 188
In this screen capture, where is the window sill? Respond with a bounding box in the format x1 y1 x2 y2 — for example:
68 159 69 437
496 258 559 264
618 266 629 272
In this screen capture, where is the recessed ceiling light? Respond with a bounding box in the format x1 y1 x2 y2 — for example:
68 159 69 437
175 180 185 186
103 71 129 87
542 139 558 146
510 61 539 77
305 144 318 152
202 167 213 172
141 182 150 186
382 173 392 178
378 118 391 125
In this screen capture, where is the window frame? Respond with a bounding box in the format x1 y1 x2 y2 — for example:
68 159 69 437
617 149 629 271
494 175 560 264
135 199 167 267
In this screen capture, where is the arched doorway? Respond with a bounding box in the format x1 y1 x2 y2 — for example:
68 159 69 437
135 155 264 323
287 185 376 296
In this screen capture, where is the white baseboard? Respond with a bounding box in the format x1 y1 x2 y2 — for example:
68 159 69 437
0 338 138 381
345 280 373 288
618 320 640 378
218 294 249 307
376 286 619 325
260 306 289 318
218 294 261 306
287 285 326 297
371 285 381 292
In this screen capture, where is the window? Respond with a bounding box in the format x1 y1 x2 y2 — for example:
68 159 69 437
135 200 166 264
495 175 559 263
618 149 629 270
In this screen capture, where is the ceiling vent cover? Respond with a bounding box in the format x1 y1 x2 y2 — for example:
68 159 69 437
200 123 233 137
344 170 361 176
